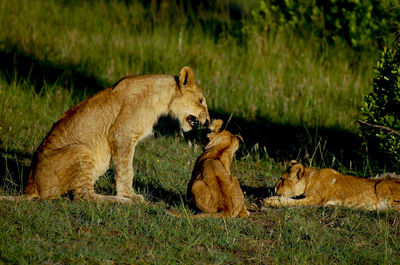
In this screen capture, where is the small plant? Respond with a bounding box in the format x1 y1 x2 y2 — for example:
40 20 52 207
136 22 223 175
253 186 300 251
360 42 400 169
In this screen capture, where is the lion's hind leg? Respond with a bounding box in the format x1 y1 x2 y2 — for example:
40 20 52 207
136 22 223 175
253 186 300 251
191 180 219 214
32 145 88 200
35 144 133 204
375 180 400 211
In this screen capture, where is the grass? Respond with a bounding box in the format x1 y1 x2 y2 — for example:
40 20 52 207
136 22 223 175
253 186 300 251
0 0 399 263
1 198 399 264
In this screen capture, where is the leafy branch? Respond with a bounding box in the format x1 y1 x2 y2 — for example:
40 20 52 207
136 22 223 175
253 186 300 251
358 120 400 137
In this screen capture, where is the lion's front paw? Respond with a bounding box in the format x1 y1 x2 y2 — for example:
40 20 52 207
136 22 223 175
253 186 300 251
262 196 283 208
125 193 145 202
132 194 145 203
118 190 145 203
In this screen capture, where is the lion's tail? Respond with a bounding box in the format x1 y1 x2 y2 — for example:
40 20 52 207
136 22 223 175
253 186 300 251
0 194 38 201
166 210 186 218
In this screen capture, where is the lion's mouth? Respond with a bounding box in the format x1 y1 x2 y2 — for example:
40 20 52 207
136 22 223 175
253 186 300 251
186 115 200 128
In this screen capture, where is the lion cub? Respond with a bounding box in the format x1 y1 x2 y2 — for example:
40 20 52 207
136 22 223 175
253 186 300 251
187 120 249 218
263 160 400 211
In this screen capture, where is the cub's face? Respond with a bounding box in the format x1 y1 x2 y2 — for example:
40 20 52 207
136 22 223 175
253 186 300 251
275 161 307 198
169 66 210 132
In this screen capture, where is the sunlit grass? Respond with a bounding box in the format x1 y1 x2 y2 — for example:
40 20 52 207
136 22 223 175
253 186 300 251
0 75 75 153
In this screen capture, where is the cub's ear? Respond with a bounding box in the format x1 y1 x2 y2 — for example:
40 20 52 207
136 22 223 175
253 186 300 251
209 119 223 133
235 134 244 143
290 163 305 180
289 160 298 167
179 66 195 88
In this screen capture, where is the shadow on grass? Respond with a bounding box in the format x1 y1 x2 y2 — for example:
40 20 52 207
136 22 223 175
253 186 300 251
133 181 183 206
93 168 184 206
0 47 105 98
153 111 365 169
242 185 275 200
0 148 31 193
210 110 365 169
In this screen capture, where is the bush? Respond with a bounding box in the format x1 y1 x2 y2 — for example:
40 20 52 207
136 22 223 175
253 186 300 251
360 42 400 169
248 0 400 49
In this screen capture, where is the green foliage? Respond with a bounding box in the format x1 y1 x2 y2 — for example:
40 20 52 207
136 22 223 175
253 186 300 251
360 42 400 168
248 0 400 49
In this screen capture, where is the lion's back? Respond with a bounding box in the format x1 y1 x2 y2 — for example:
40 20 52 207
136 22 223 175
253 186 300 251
310 170 400 209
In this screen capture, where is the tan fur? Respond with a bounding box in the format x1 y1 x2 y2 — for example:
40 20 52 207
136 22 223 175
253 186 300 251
263 160 400 211
1 66 209 203
186 119 249 218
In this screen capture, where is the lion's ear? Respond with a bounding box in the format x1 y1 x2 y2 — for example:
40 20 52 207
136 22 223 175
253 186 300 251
290 163 305 180
209 119 223 133
179 66 195 88
289 160 298 167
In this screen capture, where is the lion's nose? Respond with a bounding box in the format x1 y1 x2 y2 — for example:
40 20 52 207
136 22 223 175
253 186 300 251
193 119 200 128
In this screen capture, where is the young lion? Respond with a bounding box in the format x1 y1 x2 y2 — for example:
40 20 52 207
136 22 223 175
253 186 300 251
1 66 210 203
186 119 249 218
263 160 400 211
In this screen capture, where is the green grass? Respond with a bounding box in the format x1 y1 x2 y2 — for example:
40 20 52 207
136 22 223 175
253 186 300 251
0 0 399 263
1 198 399 264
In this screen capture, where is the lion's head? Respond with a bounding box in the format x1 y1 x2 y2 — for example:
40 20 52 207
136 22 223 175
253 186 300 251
205 119 241 155
275 160 308 197
169 66 210 132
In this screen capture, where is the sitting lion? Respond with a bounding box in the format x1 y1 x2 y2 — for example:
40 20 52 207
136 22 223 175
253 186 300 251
263 160 400 211
186 119 249 218
1 66 209 203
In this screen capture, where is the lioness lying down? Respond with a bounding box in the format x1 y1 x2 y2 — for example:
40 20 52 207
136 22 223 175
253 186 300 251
1 66 210 203
263 160 400 211
186 119 249 218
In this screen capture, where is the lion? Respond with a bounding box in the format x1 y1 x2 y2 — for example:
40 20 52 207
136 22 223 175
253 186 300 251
185 119 249 218
1 66 210 203
262 160 400 211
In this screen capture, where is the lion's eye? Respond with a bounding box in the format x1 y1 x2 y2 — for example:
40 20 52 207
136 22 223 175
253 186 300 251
200 99 206 107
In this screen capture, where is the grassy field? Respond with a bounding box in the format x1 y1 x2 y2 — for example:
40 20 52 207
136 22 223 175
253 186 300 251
0 0 399 264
